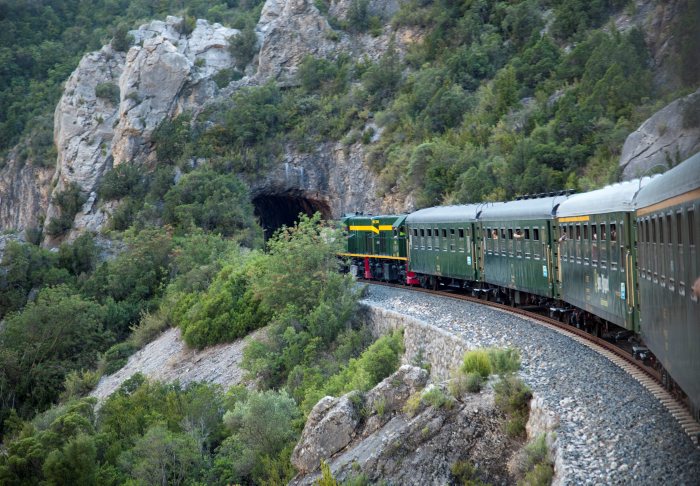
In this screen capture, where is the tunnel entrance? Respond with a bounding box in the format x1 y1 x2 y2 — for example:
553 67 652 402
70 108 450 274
252 193 332 240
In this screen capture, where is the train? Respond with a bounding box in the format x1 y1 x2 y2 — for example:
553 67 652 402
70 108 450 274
339 152 700 418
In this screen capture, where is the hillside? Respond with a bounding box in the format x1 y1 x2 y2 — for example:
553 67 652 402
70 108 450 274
0 0 699 484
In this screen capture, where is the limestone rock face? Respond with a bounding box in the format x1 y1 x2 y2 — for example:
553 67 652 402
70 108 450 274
2 2 417 240
0 153 53 232
291 392 363 474
256 0 416 82
290 367 520 485
619 89 700 179
43 17 238 242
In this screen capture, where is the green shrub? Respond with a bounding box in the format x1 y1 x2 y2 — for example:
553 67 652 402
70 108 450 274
177 265 269 349
461 349 492 378
213 67 244 88
403 391 423 417
422 387 453 410
94 82 120 103
316 461 339 486
449 373 468 397
521 462 554 486
451 460 488 486
98 162 144 200
60 369 101 401
494 375 532 438
101 342 137 375
487 347 521 374
229 27 258 69
465 372 483 393
129 310 170 348
46 182 86 237
506 412 528 438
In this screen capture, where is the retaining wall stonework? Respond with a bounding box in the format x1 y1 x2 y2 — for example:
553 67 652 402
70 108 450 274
361 303 470 382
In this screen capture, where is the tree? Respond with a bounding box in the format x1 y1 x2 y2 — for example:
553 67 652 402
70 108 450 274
123 425 205 486
0 286 107 417
163 170 259 242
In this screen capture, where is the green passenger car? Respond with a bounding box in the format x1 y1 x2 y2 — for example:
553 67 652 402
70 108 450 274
555 180 646 331
479 197 567 299
635 153 700 416
405 205 481 285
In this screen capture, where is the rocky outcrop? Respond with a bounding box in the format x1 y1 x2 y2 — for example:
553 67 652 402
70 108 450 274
256 0 414 82
291 365 429 473
619 89 700 179
43 17 239 243
0 153 53 232
614 0 689 92
2 0 418 240
291 366 521 485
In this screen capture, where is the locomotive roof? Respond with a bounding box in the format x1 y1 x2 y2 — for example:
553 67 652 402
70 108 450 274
635 152 700 210
557 178 650 217
405 204 482 224
478 196 567 221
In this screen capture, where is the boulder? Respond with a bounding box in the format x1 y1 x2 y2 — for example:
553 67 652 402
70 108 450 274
619 89 700 179
291 392 362 473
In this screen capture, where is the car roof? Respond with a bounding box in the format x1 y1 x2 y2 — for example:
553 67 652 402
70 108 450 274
557 179 650 217
406 204 482 224
479 196 568 221
635 152 700 210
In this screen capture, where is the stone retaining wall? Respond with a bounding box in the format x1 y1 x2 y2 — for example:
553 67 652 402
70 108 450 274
361 303 470 382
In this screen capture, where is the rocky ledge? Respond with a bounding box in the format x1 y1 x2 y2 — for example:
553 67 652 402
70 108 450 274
290 365 526 485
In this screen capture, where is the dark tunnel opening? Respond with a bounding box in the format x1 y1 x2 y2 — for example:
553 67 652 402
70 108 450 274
252 193 332 240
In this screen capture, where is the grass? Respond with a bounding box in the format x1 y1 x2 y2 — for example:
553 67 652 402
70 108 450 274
494 375 532 438
461 349 491 378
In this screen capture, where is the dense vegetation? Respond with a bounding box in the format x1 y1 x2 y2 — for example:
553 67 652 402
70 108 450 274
0 215 404 483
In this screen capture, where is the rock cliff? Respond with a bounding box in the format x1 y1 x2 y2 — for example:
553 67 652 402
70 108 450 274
619 88 700 179
290 365 524 485
0 0 415 243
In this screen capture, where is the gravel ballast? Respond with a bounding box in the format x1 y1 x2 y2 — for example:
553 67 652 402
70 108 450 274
363 284 700 485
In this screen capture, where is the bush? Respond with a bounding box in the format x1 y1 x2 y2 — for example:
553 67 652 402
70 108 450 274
129 310 170 348
177 265 270 349
403 391 423 417
422 387 453 410
46 182 86 237
163 169 259 242
60 370 101 401
101 342 137 375
461 350 492 378
494 375 532 438
465 372 483 393
94 82 120 103
521 462 554 486
451 460 488 486
487 347 521 374
229 27 258 69
98 162 144 200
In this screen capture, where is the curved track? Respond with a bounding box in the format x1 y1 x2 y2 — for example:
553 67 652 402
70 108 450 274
361 280 700 447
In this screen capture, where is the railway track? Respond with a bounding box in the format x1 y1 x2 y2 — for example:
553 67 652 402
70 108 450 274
361 279 700 447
